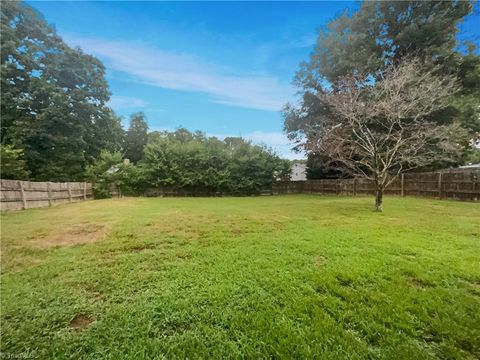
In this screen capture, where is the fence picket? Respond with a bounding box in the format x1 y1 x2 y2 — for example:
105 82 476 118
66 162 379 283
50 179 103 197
1 180 93 211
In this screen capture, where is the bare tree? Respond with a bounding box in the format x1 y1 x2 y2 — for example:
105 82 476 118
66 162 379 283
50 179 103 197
307 58 464 211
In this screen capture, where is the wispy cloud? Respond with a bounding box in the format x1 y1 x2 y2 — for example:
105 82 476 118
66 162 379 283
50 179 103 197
108 95 147 109
67 35 294 111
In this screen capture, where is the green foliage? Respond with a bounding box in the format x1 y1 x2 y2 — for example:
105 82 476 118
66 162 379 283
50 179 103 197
303 1 473 82
0 145 30 179
125 112 148 164
464 147 480 165
85 150 137 198
285 1 480 169
2 196 479 358
306 153 346 180
89 110 126 160
1 1 124 181
139 129 290 194
223 136 290 193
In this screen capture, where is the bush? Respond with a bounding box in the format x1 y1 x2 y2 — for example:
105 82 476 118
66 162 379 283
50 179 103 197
138 129 290 195
86 150 139 198
87 130 291 197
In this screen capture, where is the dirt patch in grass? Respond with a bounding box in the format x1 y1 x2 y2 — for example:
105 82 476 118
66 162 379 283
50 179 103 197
69 314 94 330
31 223 108 248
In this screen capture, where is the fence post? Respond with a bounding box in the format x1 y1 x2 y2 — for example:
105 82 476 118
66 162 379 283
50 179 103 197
18 181 27 210
67 183 72 202
47 182 53 207
401 174 405 197
438 172 443 199
336 179 340 195
353 178 357 196
83 182 87 200
474 173 478 202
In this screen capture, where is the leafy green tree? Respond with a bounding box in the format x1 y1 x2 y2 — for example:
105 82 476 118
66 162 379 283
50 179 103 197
86 150 138 198
1 1 123 180
301 1 473 82
125 112 149 164
88 110 126 162
285 1 479 170
0 145 30 179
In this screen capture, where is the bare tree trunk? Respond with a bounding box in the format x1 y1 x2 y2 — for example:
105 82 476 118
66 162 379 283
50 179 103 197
374 188 383 212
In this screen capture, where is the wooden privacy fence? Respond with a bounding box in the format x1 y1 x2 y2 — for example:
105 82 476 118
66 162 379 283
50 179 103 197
1 179 93 211
273 168 480 201
1 168 478 210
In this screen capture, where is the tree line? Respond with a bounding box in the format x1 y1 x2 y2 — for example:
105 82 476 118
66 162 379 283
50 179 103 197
0 1 290 195
87 123 291 197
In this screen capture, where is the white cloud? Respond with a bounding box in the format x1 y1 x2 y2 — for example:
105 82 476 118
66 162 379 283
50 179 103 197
108 95 147 109
66 35 294 111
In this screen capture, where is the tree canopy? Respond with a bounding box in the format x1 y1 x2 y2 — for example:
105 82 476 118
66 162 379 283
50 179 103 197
1 1 124 180
285 0 480 172
310 59 462 210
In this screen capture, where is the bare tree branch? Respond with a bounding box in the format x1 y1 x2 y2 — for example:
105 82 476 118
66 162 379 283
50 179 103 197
306 58 464 210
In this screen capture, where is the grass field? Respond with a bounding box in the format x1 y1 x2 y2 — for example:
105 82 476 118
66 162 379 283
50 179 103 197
1 195 479 359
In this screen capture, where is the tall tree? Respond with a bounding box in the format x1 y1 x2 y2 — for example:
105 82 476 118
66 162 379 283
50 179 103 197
88 110 125 162
1 1 123 180
309 59 462 211
285 1 479 169
125 112 149 164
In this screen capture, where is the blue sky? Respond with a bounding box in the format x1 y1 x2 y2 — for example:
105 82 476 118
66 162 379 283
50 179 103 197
28 1 479 159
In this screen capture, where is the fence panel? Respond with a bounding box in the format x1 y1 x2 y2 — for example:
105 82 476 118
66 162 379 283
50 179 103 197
440 170 479 201
1 180 93 211
2 169 478 210
273 168 479 201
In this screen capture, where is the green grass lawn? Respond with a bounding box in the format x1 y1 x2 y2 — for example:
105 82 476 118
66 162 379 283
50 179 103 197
1 195 479 359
